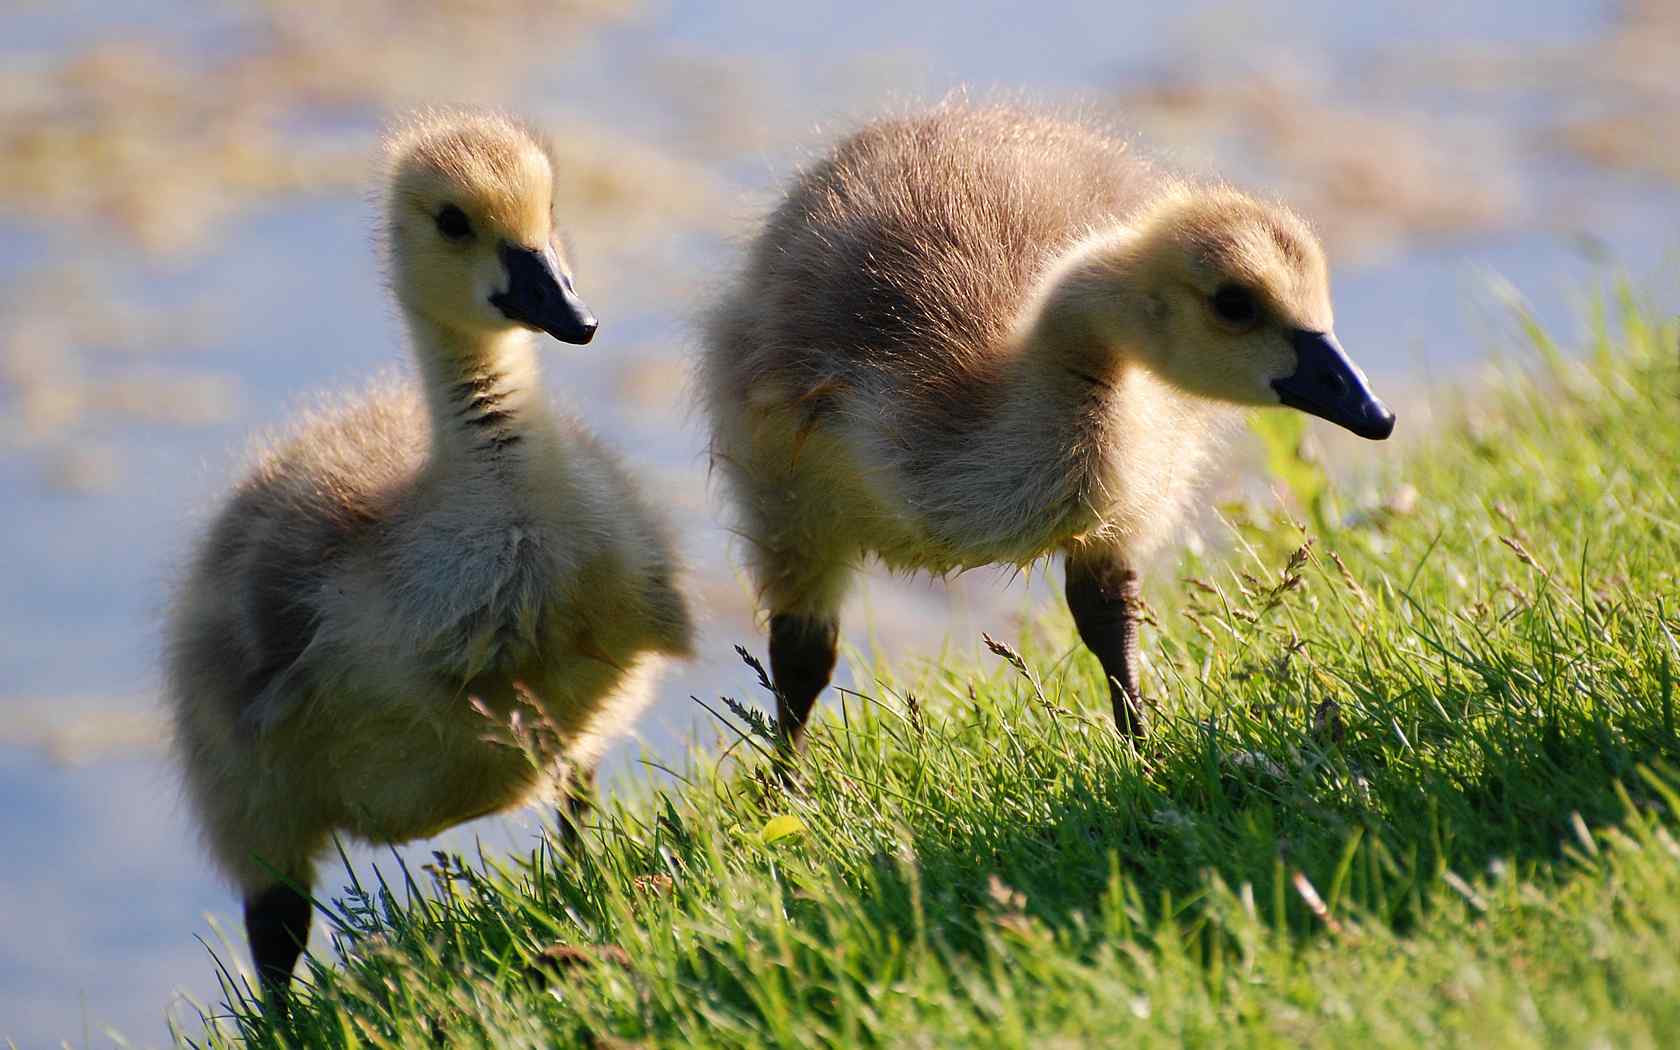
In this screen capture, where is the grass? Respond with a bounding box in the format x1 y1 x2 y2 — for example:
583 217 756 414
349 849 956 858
177 295 1680 1049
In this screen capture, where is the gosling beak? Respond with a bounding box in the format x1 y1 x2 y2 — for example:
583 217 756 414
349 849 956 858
489 242 598 345
1273 329 1395 440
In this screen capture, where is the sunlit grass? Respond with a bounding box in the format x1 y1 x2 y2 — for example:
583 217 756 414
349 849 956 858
178 295 1680 1048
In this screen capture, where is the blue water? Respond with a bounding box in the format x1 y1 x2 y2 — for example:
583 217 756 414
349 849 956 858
3 1 1678 1045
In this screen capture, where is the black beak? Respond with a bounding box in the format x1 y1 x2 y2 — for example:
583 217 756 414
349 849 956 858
489 242 598 345
1273 329 1395 440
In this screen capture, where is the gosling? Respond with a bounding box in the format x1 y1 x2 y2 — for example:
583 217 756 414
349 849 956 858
166 110 692 998
700 102 1392 748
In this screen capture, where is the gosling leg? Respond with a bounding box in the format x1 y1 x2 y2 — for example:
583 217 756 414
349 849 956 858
1064 552 1149 737
555 764 597 848
768 612 839 750
244 882 313 1003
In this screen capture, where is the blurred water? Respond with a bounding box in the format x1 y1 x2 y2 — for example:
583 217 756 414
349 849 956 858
3 1 1679 1045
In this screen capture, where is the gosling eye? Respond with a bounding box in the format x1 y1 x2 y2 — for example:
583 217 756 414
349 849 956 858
434 204 473 242
1210 284 1260 329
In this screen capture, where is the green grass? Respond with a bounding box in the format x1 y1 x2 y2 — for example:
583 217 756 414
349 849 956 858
178 296 1680 1049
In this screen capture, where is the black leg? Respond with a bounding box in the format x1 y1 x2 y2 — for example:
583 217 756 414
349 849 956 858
1064 553 1148 737
556 765 596 848
244 882 312 1002
768 612 838 750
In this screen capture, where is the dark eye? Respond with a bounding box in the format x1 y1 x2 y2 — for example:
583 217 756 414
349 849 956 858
1210 284 1259 328
434 204 472 241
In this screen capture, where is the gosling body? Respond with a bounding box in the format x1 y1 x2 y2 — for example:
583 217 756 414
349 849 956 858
701 102 1391 744
167 111 691 996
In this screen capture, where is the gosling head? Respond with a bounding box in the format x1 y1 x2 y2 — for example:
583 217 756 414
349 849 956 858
383 110 597 346
1106 187 1393 440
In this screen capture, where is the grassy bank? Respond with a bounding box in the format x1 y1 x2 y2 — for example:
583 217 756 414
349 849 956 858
182 298 1679 1049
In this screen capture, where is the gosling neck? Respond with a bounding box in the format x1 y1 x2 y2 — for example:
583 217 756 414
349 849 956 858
408 315 545 473
1014 230 1149 391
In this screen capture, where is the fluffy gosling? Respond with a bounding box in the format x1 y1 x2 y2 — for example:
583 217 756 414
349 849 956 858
700 102 1392 747
166 110 692 998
